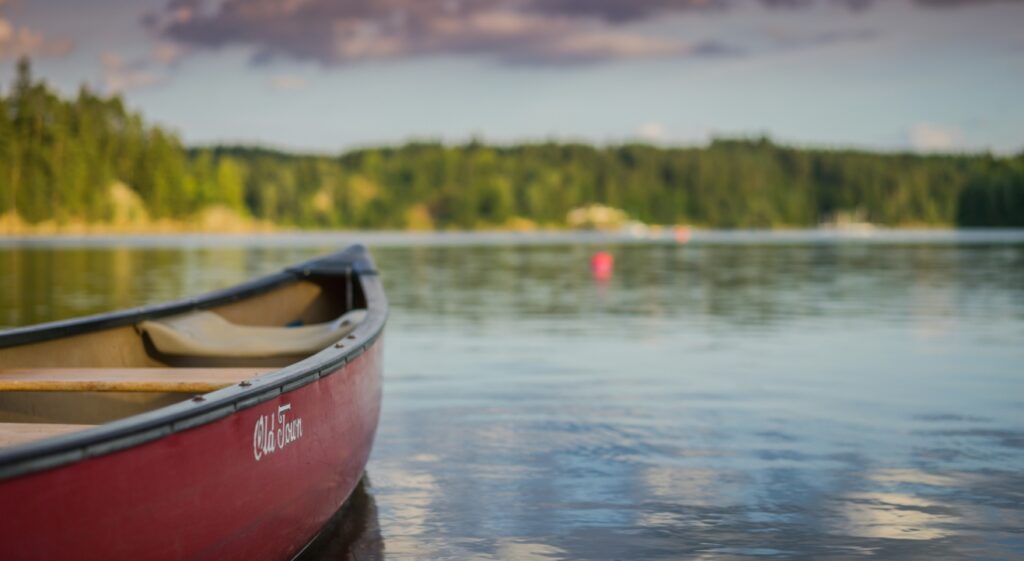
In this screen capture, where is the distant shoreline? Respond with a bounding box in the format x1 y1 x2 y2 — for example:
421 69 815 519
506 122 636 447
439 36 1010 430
4 227 1024 250
0 221 277 237
3 60 1022 233
0 217 970 238
0 223 949 238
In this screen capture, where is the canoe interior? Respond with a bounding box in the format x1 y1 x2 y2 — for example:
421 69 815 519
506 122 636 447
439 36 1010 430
0 279 349 368
0 273 366 446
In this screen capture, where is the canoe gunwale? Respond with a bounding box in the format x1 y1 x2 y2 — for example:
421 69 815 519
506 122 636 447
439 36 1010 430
0 244 388 480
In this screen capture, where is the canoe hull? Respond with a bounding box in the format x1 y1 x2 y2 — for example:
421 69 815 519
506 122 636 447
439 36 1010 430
0 339 382 561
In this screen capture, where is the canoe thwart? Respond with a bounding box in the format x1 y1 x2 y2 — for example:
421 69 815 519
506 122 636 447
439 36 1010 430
0 422 94 449
0 368 275 393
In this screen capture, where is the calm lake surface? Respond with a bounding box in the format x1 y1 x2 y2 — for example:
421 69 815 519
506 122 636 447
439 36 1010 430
2 230 1023 560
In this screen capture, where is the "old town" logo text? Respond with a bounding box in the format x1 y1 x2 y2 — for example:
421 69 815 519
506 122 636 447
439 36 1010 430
253 403 304 461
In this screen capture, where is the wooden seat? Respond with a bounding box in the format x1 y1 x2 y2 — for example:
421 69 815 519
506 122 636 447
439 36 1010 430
0 368 274 394
0 422 94 448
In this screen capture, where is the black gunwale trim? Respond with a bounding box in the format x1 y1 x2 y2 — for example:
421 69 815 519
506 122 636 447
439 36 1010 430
0 244 388 480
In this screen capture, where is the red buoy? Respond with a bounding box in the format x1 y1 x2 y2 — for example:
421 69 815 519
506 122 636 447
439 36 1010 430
673 226 691 244
591 251 614 280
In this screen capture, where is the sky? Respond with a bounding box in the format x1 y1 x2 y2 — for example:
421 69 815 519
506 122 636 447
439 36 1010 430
1 0 1022 154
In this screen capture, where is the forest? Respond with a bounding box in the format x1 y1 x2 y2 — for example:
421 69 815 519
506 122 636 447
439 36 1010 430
1 58 1022 231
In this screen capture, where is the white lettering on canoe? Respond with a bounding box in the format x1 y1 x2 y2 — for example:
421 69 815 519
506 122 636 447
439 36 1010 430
253 403 304 461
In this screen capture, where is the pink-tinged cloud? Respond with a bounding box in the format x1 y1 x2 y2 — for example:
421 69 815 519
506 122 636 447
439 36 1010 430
908 122 964 152
268 74 307 91
634 122 669 142
101 52 164 93
0 16 73 60
98 40 190 93
153 42 187 65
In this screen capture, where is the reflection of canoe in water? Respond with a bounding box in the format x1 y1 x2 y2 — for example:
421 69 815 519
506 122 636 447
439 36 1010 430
297 478 384 561
0 246 386 561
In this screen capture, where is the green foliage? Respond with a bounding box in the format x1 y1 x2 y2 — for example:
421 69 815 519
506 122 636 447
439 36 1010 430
1 58 1022 229
1 58 191 222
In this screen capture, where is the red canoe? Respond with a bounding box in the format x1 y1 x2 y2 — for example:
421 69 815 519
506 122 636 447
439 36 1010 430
0 245 386 561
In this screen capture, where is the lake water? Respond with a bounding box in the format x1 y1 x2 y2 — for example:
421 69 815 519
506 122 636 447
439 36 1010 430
2 231 1023 560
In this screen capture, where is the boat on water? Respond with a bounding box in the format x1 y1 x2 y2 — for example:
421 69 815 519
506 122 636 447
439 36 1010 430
0 245 386 561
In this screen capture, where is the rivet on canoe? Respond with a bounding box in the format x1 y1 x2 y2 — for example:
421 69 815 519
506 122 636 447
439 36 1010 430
335 343 345 349
192 396 205 403
347 335 357 340
239 380 252 387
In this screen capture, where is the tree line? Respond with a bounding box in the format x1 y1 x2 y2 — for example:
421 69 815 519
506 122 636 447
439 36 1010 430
1 58 1022 230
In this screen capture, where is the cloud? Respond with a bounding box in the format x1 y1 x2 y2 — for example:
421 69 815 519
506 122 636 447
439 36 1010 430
101 52 164 93
762 27 879 49
268 74 307 91
99 40 191 93
153 42 187 65
145 0 757 66
525 0 730 23
0 13 74 60
908 122 963 152
913 0 1024 6
144 0 1011 67
635 122 668 142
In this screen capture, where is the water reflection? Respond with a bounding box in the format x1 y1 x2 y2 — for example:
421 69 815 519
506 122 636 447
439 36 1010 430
2 234 1023 559
298 479 385 561
371 239 1024 560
